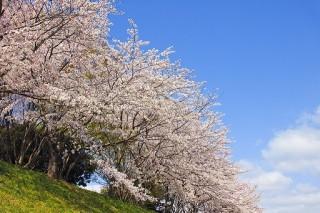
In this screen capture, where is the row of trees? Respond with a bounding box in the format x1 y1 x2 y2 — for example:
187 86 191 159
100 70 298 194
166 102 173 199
0 1 260 212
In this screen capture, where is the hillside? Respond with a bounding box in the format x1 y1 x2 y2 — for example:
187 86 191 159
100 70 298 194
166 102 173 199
0 161 152 213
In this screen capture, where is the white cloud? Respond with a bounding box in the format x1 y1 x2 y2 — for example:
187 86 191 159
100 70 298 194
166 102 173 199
263 186 320 213
262 107 320 175
295 183 319 193
262 127 320 174
82 183 104 193
252 171 292 191
239 106 320 213
238 160 292 191
239 160 320 213
298 106 320 125
80 173 106 193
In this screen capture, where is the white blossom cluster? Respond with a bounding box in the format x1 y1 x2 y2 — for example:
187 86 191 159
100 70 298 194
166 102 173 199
0 1 260 212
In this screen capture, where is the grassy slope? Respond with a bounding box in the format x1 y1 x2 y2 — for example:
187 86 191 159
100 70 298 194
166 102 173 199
0 161 151 213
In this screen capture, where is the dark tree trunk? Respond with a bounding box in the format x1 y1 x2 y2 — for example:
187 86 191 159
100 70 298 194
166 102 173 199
6 124 14 164
24 137 46 169
0 0 4 17
47 142 60 179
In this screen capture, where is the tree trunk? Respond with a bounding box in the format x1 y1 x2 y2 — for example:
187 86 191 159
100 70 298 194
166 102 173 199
24 137 46 169
47 142 60 179
6 125 14 163
0 0 3 16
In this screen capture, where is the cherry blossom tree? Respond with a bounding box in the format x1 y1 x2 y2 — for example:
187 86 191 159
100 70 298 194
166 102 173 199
90 24 260 212
0 0 114 178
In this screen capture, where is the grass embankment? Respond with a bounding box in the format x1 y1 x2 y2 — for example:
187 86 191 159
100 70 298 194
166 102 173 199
0 161 151 213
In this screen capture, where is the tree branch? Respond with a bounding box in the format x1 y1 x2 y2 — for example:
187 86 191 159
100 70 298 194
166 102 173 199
0 0 4 17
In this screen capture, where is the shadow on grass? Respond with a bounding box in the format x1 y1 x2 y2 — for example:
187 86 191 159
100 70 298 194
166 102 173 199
0 161 9 175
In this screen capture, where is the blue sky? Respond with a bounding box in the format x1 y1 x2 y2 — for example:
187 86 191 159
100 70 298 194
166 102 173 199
104 1 320 212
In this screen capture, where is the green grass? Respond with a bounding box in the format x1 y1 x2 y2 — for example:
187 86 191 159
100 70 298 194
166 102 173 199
0 161 152 213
